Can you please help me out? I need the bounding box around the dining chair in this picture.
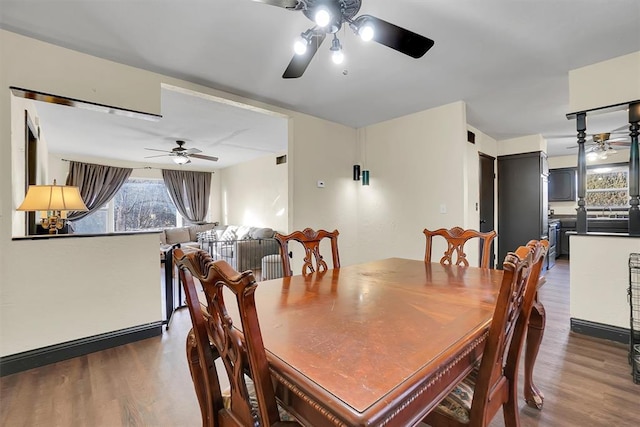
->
[174,247,299,427]
[422,239,548,427]
[423,227,497,268]
[274,228,340,277]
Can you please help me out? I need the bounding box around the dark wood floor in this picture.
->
[1,260,638,426]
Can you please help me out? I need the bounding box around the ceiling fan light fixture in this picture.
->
[354,17,375,41]
[330,35,344,64]
[359,24,374,41]
[314,7,331,27]
[173,155,190,165]
[586,151,599,162]
[294,36,308,55]
[294,29,314,55]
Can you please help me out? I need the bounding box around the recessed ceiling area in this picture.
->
[32,86,289,170]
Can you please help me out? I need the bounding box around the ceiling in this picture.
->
[31,87,289,170]
[1,0,639,161]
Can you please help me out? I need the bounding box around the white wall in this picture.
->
[570,235,640,328]
[569,51,640,113]
[497,134,547,157]
[219,152,288,232]
[355,101,469,263]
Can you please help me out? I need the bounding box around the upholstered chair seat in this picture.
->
[433,364,481,424]
[221,377,297,422]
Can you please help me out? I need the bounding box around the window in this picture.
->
[73,178,180,233]
[586,165,629,209]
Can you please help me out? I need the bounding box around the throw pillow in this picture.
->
[197,229,218,242]
[220,227,237,242]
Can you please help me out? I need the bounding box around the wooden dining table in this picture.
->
[227,257,545,426]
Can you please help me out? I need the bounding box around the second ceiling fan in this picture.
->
[144,140,219,165]
[252,0,435,78]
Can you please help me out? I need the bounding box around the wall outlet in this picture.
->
[317,180,325,188]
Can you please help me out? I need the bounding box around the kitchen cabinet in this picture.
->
[547,219,560,268]
[498,151,549,267]
[549,168,576,202]
[558,218,576,257]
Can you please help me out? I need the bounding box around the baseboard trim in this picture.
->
[0,322,162,377]
[570,318,630,344]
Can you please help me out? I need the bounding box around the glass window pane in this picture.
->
[73,209,107,234]
[586,165,629,208]
[114,179,176,232]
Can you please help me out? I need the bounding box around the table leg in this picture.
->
[524,292,545,409]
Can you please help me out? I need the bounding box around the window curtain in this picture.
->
[161,169,212,224]
[65,161,133,221]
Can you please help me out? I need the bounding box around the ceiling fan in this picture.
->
[144,140,219,165]
[252,0,435,78]
[565,132,631,161]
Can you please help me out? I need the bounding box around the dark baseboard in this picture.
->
[570,318,630,344]
[0,322,163,377]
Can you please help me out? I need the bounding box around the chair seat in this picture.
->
[222,376,298,423]
[433,364,480,424]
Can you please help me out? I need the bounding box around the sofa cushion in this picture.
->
[250,227,275,239]
[165,227,191,245]
[235,225,254,240]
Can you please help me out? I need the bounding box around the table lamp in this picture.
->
[17,180,88,234]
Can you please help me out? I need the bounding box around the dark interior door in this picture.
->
[479,153,495,267]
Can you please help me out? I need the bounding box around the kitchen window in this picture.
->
[586,164,629,209]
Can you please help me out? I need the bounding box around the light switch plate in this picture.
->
[440,204,447,214]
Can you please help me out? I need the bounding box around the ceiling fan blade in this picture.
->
[283,31,326,79]
[251,0,301,10]
[144,148,171,153]
[610,141,631,146]
[190,154,219,162]
[184,148,202,155]
[144,154,172,159]
[362,15,434,59]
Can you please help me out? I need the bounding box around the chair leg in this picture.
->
[186,330,215,427]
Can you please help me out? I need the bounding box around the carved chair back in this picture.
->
[423,239,548,427]
[274,228,340,277]
[175,247,290,427]
[424,227,497,268]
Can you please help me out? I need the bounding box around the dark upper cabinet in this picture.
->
[549,168,576,201]
[497,151,549,267]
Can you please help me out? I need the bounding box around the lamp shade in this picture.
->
[17,182,88,212]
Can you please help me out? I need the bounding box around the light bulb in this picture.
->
[332,49,344,64]
[173,156,190,165]
[359,23,374,41]
[586,151,598,161]
[315,8,330,27]
[294,36,308,55]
